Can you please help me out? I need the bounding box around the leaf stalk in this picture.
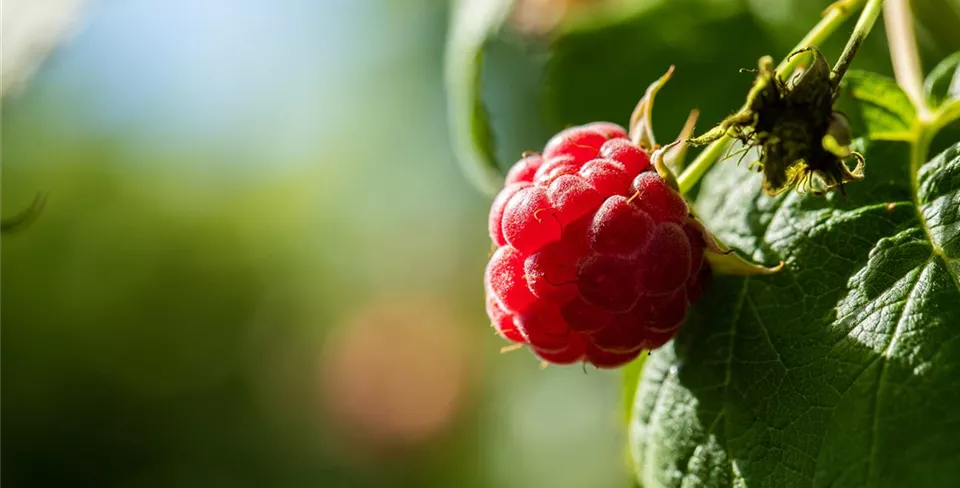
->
[884,0,932,121]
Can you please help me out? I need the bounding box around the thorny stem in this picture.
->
[831,0,885,84]
[677,0,868,195]
[884,0,932,121]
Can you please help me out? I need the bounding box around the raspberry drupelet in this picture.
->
[484,122,711,369]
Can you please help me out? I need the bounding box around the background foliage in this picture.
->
[3,1,958,487]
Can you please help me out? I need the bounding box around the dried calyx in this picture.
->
[688,48,865,196]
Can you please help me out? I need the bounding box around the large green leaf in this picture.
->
[629,72,960,487]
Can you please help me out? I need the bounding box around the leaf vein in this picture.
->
[864,260,927,486]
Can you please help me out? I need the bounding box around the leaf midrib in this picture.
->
[908,122,960,292]
[858,109,960,486]
[721,278,749,486]
[864,260,925,486]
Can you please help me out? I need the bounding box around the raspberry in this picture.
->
[484,123,709,368]
[546,175,603,225]
[579,159,633,197]
[543,127,608,164]
[486,294,525,343]
[630,172,688,223]
[505,154,543,185]
[533,155,580,184]
[489,183,529,246]
[638,223,692,295]
[485,246,537,313]
[587,196,654,259]
[533,333,587,365]
[524,240,579,302]
[599,138,650,175]
[501,186,562,254]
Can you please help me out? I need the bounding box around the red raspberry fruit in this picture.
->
[484,123,710,368]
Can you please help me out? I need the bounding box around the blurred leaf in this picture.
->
[621,353,647,424]
[924,51,960,109]
[913,0,960,61]
[1,0,86,98]
[520,5,804,168]
[448,0,901,191]
[2,0,88,231]
[543,1,760,131]
[838,71,917,139]
[629,72,960,487]
[447,0,807,194]
[445,0,516,195]
[924,53,960,158]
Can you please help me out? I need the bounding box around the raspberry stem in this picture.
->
[676,0,868,195]
[884,0,931,121]
[831,0,885,85]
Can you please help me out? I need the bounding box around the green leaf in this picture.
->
[838,71,917,140]
[629,72,960,487]
[924,51,960,109]
[444,0,515,195]
[913,0,960,70]
[622,353,648,424]
[925,52,960,134]
[543,1,781,139]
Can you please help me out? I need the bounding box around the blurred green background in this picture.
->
[2,1,956,487]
